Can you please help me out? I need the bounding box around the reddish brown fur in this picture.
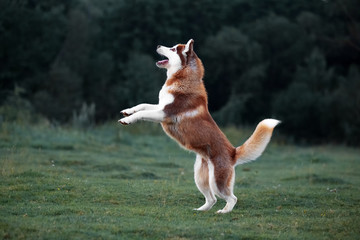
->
[159,41,278,200]
[176,45,186,66]
[161,45,237,194]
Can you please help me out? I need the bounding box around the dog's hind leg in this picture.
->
[193,155,217,211]
[208,160,237,214]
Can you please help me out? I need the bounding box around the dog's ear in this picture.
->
[183,39,194,55]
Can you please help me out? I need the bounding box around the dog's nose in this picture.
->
[157,45,161,49]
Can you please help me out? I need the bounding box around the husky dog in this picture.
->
[119,39,280,213]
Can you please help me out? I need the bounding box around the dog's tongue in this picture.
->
[157,59,168,65]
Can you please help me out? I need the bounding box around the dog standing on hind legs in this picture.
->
[119,39,280,213]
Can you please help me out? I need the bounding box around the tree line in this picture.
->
[0,0,359,145]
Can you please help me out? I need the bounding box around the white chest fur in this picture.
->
[158,85,174,108]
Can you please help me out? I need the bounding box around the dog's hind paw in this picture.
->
[216,206,234,214]
[216,209,229,214]
[193,208,206,211]
[193,200,216,211]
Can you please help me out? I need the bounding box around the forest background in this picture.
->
[0,0,359,145]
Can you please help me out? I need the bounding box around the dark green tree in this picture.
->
[273,49,337,142]
[335,65,360,144]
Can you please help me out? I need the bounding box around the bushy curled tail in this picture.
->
[235,119,280,165]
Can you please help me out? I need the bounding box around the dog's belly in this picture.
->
[161,118,233,159]
[161,122,188,149]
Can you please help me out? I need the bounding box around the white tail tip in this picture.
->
[261,119,281,128]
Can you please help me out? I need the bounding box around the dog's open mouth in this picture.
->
[156,59,168,66]
[156,49,169,67]
[156,55,169,67]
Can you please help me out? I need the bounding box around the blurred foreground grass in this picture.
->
[0,122,359,239]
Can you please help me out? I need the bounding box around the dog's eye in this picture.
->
[170,48,176,52]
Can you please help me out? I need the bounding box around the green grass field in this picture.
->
[1,122,359,239]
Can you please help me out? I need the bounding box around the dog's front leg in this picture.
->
[121,104,159,116]
[119,109,165,125]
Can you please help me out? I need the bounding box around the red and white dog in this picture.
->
[119,39,280,213]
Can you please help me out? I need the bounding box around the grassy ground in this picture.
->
[0,122,359,239]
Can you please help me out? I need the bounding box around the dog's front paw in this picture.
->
[118,116,133,125]
[121,108,135,117]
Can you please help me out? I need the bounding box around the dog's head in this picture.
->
[156,39,196,72]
